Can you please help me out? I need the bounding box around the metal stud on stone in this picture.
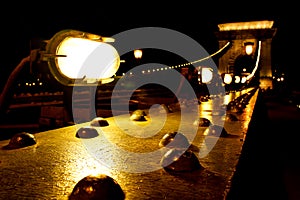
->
[90,117,109,127]
[2,132,37,150]
[76,126,99,138]
[225,113,238,121]
[129,109,147,121]
[159,132,190,149]
[227,101,236,111]
[204,124,229,137]
[68,174,125,200]
[160,149,202,172]
[193,117,211,127]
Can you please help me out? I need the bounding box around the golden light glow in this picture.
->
[85,186,95,194]
[201,68,213,83]
[245,44,253,55]
[234,76,241,83]
[218,20,274,31]
[241,76,247,83]
[44,29,120,85]
[223,74,232,84]
[56,37,120,81]
[134,49,143,59]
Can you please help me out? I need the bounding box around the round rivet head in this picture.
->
[159,132,190,149]
[160,149,202,172]
[226,113,238,121]
[76,126,99,138]
[204,124,229,137]
[90,117,109,127]
[69,174,125,200]
[129,109,147,121]
[227,101,236,110]
[193,117,211,127]
[3,132,36,150]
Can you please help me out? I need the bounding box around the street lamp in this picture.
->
[201,67,213,84]
[223,73,233,84]
[0,29,121,118]
[244,42,254,56]
[42,29,120,86]
[133,49,143,59]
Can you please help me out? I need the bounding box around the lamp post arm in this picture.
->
[0,55,31,117]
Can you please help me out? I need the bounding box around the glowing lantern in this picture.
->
[244,42,254,55]
[223,73,233,84]
[44,29,120,85]
[133,49,143,59]
[201,67,213,83]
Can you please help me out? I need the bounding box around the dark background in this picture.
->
[0,5,297,91]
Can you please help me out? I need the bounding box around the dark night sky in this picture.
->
[0,5,297,90]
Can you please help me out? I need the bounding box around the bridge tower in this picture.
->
[215,20,277,90]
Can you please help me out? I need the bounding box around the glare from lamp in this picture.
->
[56,37,120,80]
[244,42,254,55]
[45,29,120,86]
[234,76,241,83]
[201,67,213,83]
[134,49,143,59]
[241,76,247,83]
[223,73,232,84]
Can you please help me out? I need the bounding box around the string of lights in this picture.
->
[123,41,232,76]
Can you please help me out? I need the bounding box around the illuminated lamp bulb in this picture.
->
[69,174,125,200]
[3,132,36,150]
[244,42,254,55]
[159,132,190,149]
[241,76,247,83]
[90,117,109,127]
[223,73,232,84]
[133,49,143,59]
[234,76,241,84]
[201,67,213,83]
[160,149,202,172]
[45,29,120,86]
[76,126,99,138]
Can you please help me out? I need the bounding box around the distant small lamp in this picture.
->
[234,76,241,84]
[241,76,247,84]
[201,67,213,84]
[244,42,254,55]
[223,73,232,84]
[42,29,120,86]
[133,49,143,59]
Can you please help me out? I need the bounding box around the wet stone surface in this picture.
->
[0,88,258,199]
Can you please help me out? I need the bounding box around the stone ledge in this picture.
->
[0,88,259,199]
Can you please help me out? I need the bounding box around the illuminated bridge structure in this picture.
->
[0,20,288,200]
[215,20,277,90]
